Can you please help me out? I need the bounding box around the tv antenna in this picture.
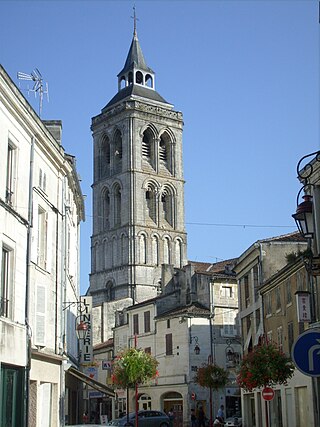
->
[17,68,49,117]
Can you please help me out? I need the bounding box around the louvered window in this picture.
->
[161,192,173,226]
[142,135,151,159]
[114,186,121,226]
[146,189,156,223]
[114,131,122,174]
[159,138,167,162]
[103,190,110,230]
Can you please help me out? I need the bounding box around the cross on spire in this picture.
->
[131,5,139,36]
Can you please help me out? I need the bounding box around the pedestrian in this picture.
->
[82,412,89,424]
[216,405,225,424]
[168,408,174,427]
[191,408,197,427]
[197,407,206,427]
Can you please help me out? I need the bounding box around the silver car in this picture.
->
[224,413,242,427]
[107,410,170,427]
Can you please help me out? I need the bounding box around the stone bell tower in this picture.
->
[89,19,187,330]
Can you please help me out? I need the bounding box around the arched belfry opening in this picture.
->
[90,19,187,328]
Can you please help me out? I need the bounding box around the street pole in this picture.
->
[265,401,269,427]
[209,313,214,427]
[135,334,138,427]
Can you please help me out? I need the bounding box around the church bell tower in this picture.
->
[89,19,187,311]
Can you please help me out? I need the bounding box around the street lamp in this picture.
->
[190,336,201,355]
[292,150,320,238]
[63,300,90,341]
[76,318,89,341]
[225,339,242,367]
[292,192,314,239]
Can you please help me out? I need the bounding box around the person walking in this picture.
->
[168,408,174,427]
[197,407,206,427]
[216,405,225,424]
[191,409,197,427]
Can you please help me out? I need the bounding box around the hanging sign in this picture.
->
[80,296,93,364]
[296,291,311,323]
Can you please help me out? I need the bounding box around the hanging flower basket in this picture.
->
[237,341,295,392]
[194,363,229,391]
[112,348,159,389]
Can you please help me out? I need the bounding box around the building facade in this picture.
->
[89,27,187,341]
[98,260,242,426]
[259,259,315,427]
[234,233,308,427]
[0,65,85,426]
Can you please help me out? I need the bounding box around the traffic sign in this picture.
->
[292,329,320,377]
[262,387,274,401]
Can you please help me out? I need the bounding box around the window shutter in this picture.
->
[30,202,38,263]
[144,311,150,333]
[46,212,52,272]
[166,333,172,355]
[35,285,46,346]
[133,314,139,335]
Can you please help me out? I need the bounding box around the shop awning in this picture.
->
[68,367,115,397]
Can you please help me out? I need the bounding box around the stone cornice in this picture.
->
[92,100,183,129]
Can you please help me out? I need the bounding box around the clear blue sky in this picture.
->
[1,0,319,294]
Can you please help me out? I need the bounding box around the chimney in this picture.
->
[43,120,62,145]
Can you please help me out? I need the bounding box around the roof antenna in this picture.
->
[17,68,49,117]
[131,4,139,36]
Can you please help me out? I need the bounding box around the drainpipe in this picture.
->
[25,136,35,427]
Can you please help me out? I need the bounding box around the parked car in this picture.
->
[107,410,170,427]
[224,412,242,427]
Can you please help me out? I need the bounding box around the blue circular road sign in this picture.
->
[292,329,320,377]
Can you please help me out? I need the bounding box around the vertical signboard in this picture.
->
[80,296,93,364]
[296,291,311,323]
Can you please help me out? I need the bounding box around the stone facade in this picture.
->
[233,233,309,427]
[0,65,85,426]
[109,260,241,426]
[90,31,187,342]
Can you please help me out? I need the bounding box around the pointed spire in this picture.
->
[117,6,154,78]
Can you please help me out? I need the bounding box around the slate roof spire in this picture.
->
[117,7,155,89]
[103,8,171,110]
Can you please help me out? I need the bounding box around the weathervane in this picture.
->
[17,68,49,117]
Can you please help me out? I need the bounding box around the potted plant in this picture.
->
[236,341,295,392]
[112,348,159,426]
